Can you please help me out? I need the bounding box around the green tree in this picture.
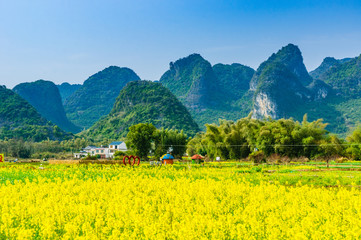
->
[346,126,361,160]
[154,128,189,159]
[126,123,156,160]
[319,135,344,167]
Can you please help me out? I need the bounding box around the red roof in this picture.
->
[191,154,204,160]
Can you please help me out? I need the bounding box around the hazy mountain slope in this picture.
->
[57,82,82,103]
[0,86,71,141]
[64,66,141,129]
[13,80,81,133]
[309,57,352,80]
[318,55,361,98]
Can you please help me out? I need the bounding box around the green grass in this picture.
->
[2,161,361,188]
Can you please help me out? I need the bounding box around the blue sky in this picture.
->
[1,0,361,88]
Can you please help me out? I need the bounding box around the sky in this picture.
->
[1,0,361,88]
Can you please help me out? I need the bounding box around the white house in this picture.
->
[109,141,127,151]
[108,141,128,158]
[74,142,128,159]
[73,151,87,159]
[82,145,111,159]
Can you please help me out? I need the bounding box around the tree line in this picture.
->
[2,114,361,162]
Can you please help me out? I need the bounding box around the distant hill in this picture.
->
[250,44,314,119]
[0,86,71,141]
[82,81,200,140]
[13,80,81,133]
[160,54,220,110]
[212,63,255,103]
[309,57,352,80]
[64,66,141,129]
[160,54,254,129]
[317,55,361,98]
[249,44,361,136]
[250,44,313,90]
[57,82,82,103]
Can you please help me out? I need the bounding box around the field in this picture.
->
[1,161,361,239]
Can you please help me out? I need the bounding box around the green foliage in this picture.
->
[83,154,98,160]
[346,126,361,160]
[153,128,189,159]
[249,151,266,164]
[186,133,207,157]
[113,150,127,160]
[82,81,200,140]
[64,66,140,129]
[187,114,344,161]
[126,123,157,160]
[13,80,81,133]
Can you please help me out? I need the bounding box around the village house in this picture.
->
[73,142,128,159]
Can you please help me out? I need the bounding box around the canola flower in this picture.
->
[0,164,361,239]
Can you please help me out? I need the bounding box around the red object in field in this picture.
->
[163,159,174,165]
[191,154,204,160]
[123,155,140,166]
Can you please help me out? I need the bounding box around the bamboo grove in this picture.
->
[187,114,361,161]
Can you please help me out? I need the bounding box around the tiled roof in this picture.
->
[109,141,123,145]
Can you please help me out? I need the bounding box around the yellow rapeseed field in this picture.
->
[0,164,361,239]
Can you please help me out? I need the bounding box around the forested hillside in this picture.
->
[57,82,82,103]
[82,81,200,140]
[13,80,81,133]
[64,66,141,129]
[0,86,71,141]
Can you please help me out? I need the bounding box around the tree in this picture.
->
[346,126,361,160]
[154,128,189,159]
[126,123,156,160]
[319,135,344,167]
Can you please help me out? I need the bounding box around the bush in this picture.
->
[31,152,56,159]
[335,157,349,163]
[114,151,127,160]
[82,154,97,160]
[249,150,266,164]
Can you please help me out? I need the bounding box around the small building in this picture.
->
[109,141,128,158]
[77,142,127,159]
[109,141,127,151]
[73,151,87,159]
[82,146,110,159]
[83,146,98,156]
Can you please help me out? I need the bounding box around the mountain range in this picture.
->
[1,43,361,141]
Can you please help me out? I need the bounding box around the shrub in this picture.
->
[335,157,349,163]
[249,150,266,164]
[113,151,127,160]
[82,154,97,160]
